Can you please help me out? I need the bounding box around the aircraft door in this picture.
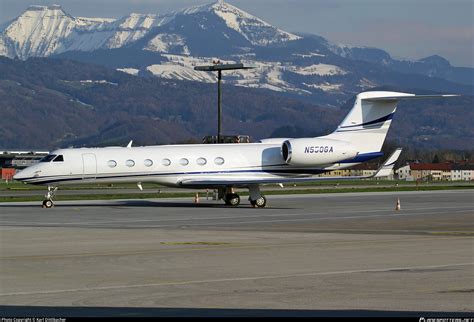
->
[82,153,97,179]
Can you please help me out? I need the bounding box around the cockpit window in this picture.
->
[39,154,57,162]
[53,155,64,162]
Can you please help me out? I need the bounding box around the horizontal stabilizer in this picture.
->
[364,94,459,102]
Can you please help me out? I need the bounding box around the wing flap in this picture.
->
[179,176,364,187]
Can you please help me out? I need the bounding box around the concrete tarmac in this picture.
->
[0,190,473,316]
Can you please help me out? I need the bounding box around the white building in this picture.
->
[396,164,412,181]
[451,165,474,181]
[396,162,474,181]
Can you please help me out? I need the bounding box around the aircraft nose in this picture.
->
[13,169,31,181]
[13,170,26,181]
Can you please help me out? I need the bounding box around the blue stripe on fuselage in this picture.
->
[339,113,394,129]
[21,168,330,185]
[20,152,385,185]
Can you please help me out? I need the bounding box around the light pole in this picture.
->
[194,63,254,143]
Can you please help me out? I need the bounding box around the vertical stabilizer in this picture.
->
[325,91,411,153]
[324,91,458,154]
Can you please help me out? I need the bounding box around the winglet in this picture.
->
[127,140,133,148]
[373,148,402,178]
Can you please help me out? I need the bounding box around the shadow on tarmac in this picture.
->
[0,306,469,317]
[0,200,294,210]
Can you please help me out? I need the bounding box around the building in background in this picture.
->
[349,163,381,179]
[1,168,16,181]
[317,163,385,179]
[0,151,48,169]
[1,151,48,181]
[451,164,474,181]
[396,162,474,181]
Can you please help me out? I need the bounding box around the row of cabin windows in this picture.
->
[107,157,225,168]
[39,154,225,168]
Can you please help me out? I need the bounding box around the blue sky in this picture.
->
[1,0,472,67]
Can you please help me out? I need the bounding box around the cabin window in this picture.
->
[214,157,225,165]
[197,157,207,166]
[107,160,117,168]
[125,159,135,167]
[179,158,189,166]
[162,158,171,166]
[39,154,57,162]
[144,159,153,167]
[53,155,64,162]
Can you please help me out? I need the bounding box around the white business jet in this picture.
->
[14,91,456,208]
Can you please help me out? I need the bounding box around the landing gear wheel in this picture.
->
[251,196,266,208]
[248,185,266,208]
[42,186,58,208]
[42,200,54,208]
[255,196,266,208]
[224,193,240,207]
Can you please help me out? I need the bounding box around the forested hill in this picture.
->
[0,57,472,151]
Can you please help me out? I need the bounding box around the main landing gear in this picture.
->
[220,186,267,208]
[224,192,241,206]
[42,186,58,208]
[248,184,266,208]
[250,196,267,208]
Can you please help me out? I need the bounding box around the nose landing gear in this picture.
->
[42,186,58,208]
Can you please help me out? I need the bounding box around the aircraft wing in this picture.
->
[179,148,402,187]
[364,94,459,102]
[179,175,365,187]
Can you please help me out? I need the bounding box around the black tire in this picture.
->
[43,200,54,208]
[254,196,266,208]
[225,193,240,206]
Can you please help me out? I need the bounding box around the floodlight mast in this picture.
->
[194,62,254,143]
[218,69,222,143]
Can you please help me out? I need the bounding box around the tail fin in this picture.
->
[325,91,458,154]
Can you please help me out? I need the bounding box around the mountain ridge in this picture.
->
[1,1,472,103]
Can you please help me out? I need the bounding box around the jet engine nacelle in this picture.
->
[281,138,358,166]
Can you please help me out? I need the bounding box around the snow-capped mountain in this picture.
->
[1,5,108,58]
[0,5,167,59]
[1,1,472,106]
[177,0,301,46]
[0,1,300,58]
